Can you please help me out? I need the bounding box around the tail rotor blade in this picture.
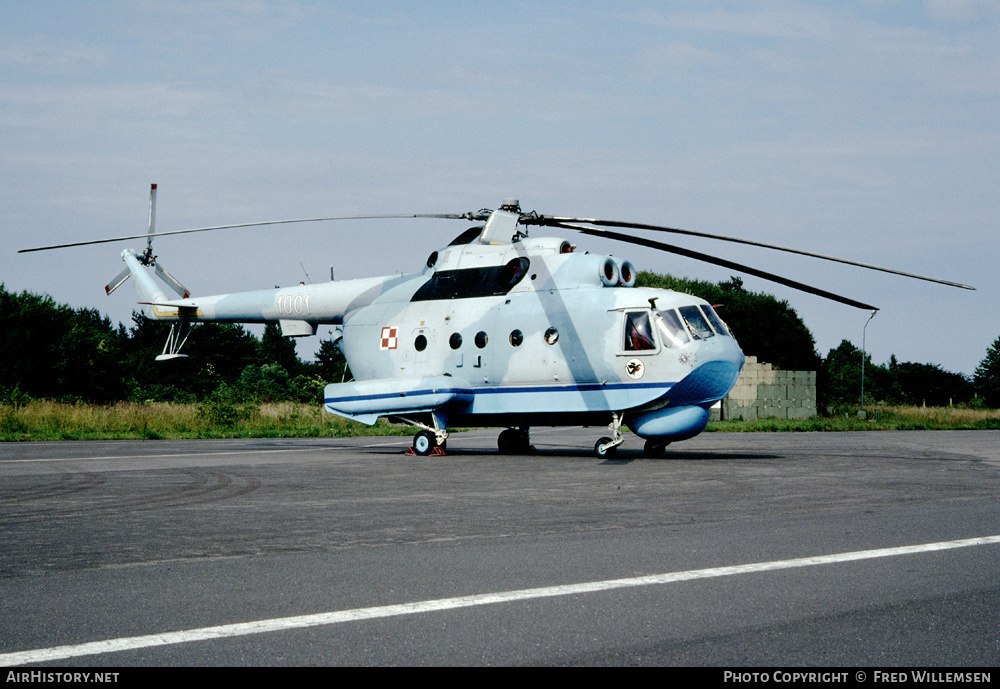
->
[147,184,157,253]
[105,267,131,296]
[154,263,191,299]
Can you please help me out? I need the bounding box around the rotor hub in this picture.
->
[500,198,521,213]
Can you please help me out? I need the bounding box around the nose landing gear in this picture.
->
[594,412,625,458]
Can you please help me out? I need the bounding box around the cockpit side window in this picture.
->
[624,311,656,351]
[679,305,715,339]
[701,304,731,337]
[655,309,689,348]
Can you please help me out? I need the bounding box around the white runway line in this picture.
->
[0,448,318,464]
[3,534,999,666]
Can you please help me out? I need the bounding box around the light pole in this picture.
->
[862,310,877,410]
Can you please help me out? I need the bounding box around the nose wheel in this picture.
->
[643,439,670,458]
[594,436,618,459]
[594,412,625,458]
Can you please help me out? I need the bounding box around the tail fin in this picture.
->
[121,249,170,308]
[104,184,191,312]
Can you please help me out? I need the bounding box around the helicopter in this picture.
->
[20,185,975,458]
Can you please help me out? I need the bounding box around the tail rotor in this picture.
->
[103,184,190,299]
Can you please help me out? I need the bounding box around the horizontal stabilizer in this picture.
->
[138,300,200,309]
[137,299,203,319]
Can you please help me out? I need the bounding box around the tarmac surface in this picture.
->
[1,429,999,667]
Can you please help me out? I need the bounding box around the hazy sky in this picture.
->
[3,1,998,377]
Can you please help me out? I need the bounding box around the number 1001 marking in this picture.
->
[277,294,311,316]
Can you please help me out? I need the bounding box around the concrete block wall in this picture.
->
[715,356,817,421]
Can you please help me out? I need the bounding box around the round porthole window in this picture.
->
[449,332,463,350]
[509,329,523,347]
[475,331,488,348]
[414,334,427,352]
[544,327,559,345]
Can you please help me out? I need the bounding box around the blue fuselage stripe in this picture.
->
[324,380,674,406]
[326,388,474,404]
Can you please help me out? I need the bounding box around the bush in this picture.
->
[198,389,259,427]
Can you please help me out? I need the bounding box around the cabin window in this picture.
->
[414,334,427,352]
[544,327,559,345]
[655,309,690,348]
[509,329,523,347]
[449,333,463,349]
[701,304,731,337]
[475,331,488,348]
[679,305,715,339]
[411,258,530,302]
[624,311,656,351]
[498,257,530,289]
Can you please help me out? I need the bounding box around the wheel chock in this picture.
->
[404,446,447,456]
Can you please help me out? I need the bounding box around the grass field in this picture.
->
[711,405,1000,432]
[2,400,998,442]
[0,400,413,441]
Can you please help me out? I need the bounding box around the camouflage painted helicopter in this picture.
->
[20,185,974,457]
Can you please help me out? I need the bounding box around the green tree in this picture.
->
[820,340,871,406]
[259,323,301,374]
[119,312,185,401]
[891,361,971,406]
[186,322,261,394]
[53,306,124,402]
[0,285,124,402]
[121,313,261,401]
[820,343,971,408]
[315,336,349,383]
[234,363,293,403]
[974,336,1000,408]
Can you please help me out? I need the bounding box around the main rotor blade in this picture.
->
[529,215,974,291]
[549,222,880,311]
[17,213,481,254]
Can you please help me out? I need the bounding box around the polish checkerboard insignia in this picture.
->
[380,326,398,350]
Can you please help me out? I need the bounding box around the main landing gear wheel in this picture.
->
[497,427,532,454]
[643,439,670,458]
[412,430,437,456]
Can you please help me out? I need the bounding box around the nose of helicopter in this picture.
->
[667,341,745,407]
[626,342,744,443]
